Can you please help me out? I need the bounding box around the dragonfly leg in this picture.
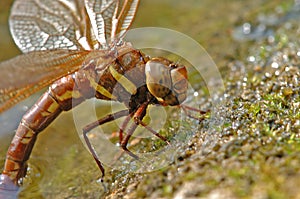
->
[82,109,129,133]
[82,109,129,181]
[119,102,149,159]
[180,104,209,120]
[118,114,132,143]
[138,121,170,145]
[120,104,208,158]
[120,121,139,159]
[112,118,171,164]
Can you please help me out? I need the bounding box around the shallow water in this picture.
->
[0,0,291,198]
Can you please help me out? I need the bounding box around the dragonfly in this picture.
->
[0,0,204,188]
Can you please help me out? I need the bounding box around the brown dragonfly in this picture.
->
[0,0,203,188]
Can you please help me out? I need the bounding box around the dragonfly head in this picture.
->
[145,58,188,106]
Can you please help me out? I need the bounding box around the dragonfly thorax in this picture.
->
[78,47,188,108]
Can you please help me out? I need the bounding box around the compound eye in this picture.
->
[170,66,188,104]
[145,61,172,99]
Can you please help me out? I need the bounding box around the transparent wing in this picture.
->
[113,0,140,40]
[2,0,140,112]
[9,0,98,52]
[84,0,118,47]
[84,0,140,46]
[0,50,90,113]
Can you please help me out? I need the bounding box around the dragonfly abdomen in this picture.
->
[2,73,90,184]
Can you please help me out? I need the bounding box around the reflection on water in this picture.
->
[0,174,19,199]
[0,189,18,199]
[0,0,292,198]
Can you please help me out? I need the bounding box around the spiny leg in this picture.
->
[119,102,149,159]
[119,101,170,159]
[138,121,170,145]
[111,120,170,164]
[83,109,129,133]
[118,113,133,143]
[180,104,209,120]
[119,117,172,159]
[82,109,129,181]
[120,122,139,159]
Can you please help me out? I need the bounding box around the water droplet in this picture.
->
[285,67,290,72]
[242,23,252,34]
[265,72,272,78]
[271,62,279,69]
[248,56,256,62]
